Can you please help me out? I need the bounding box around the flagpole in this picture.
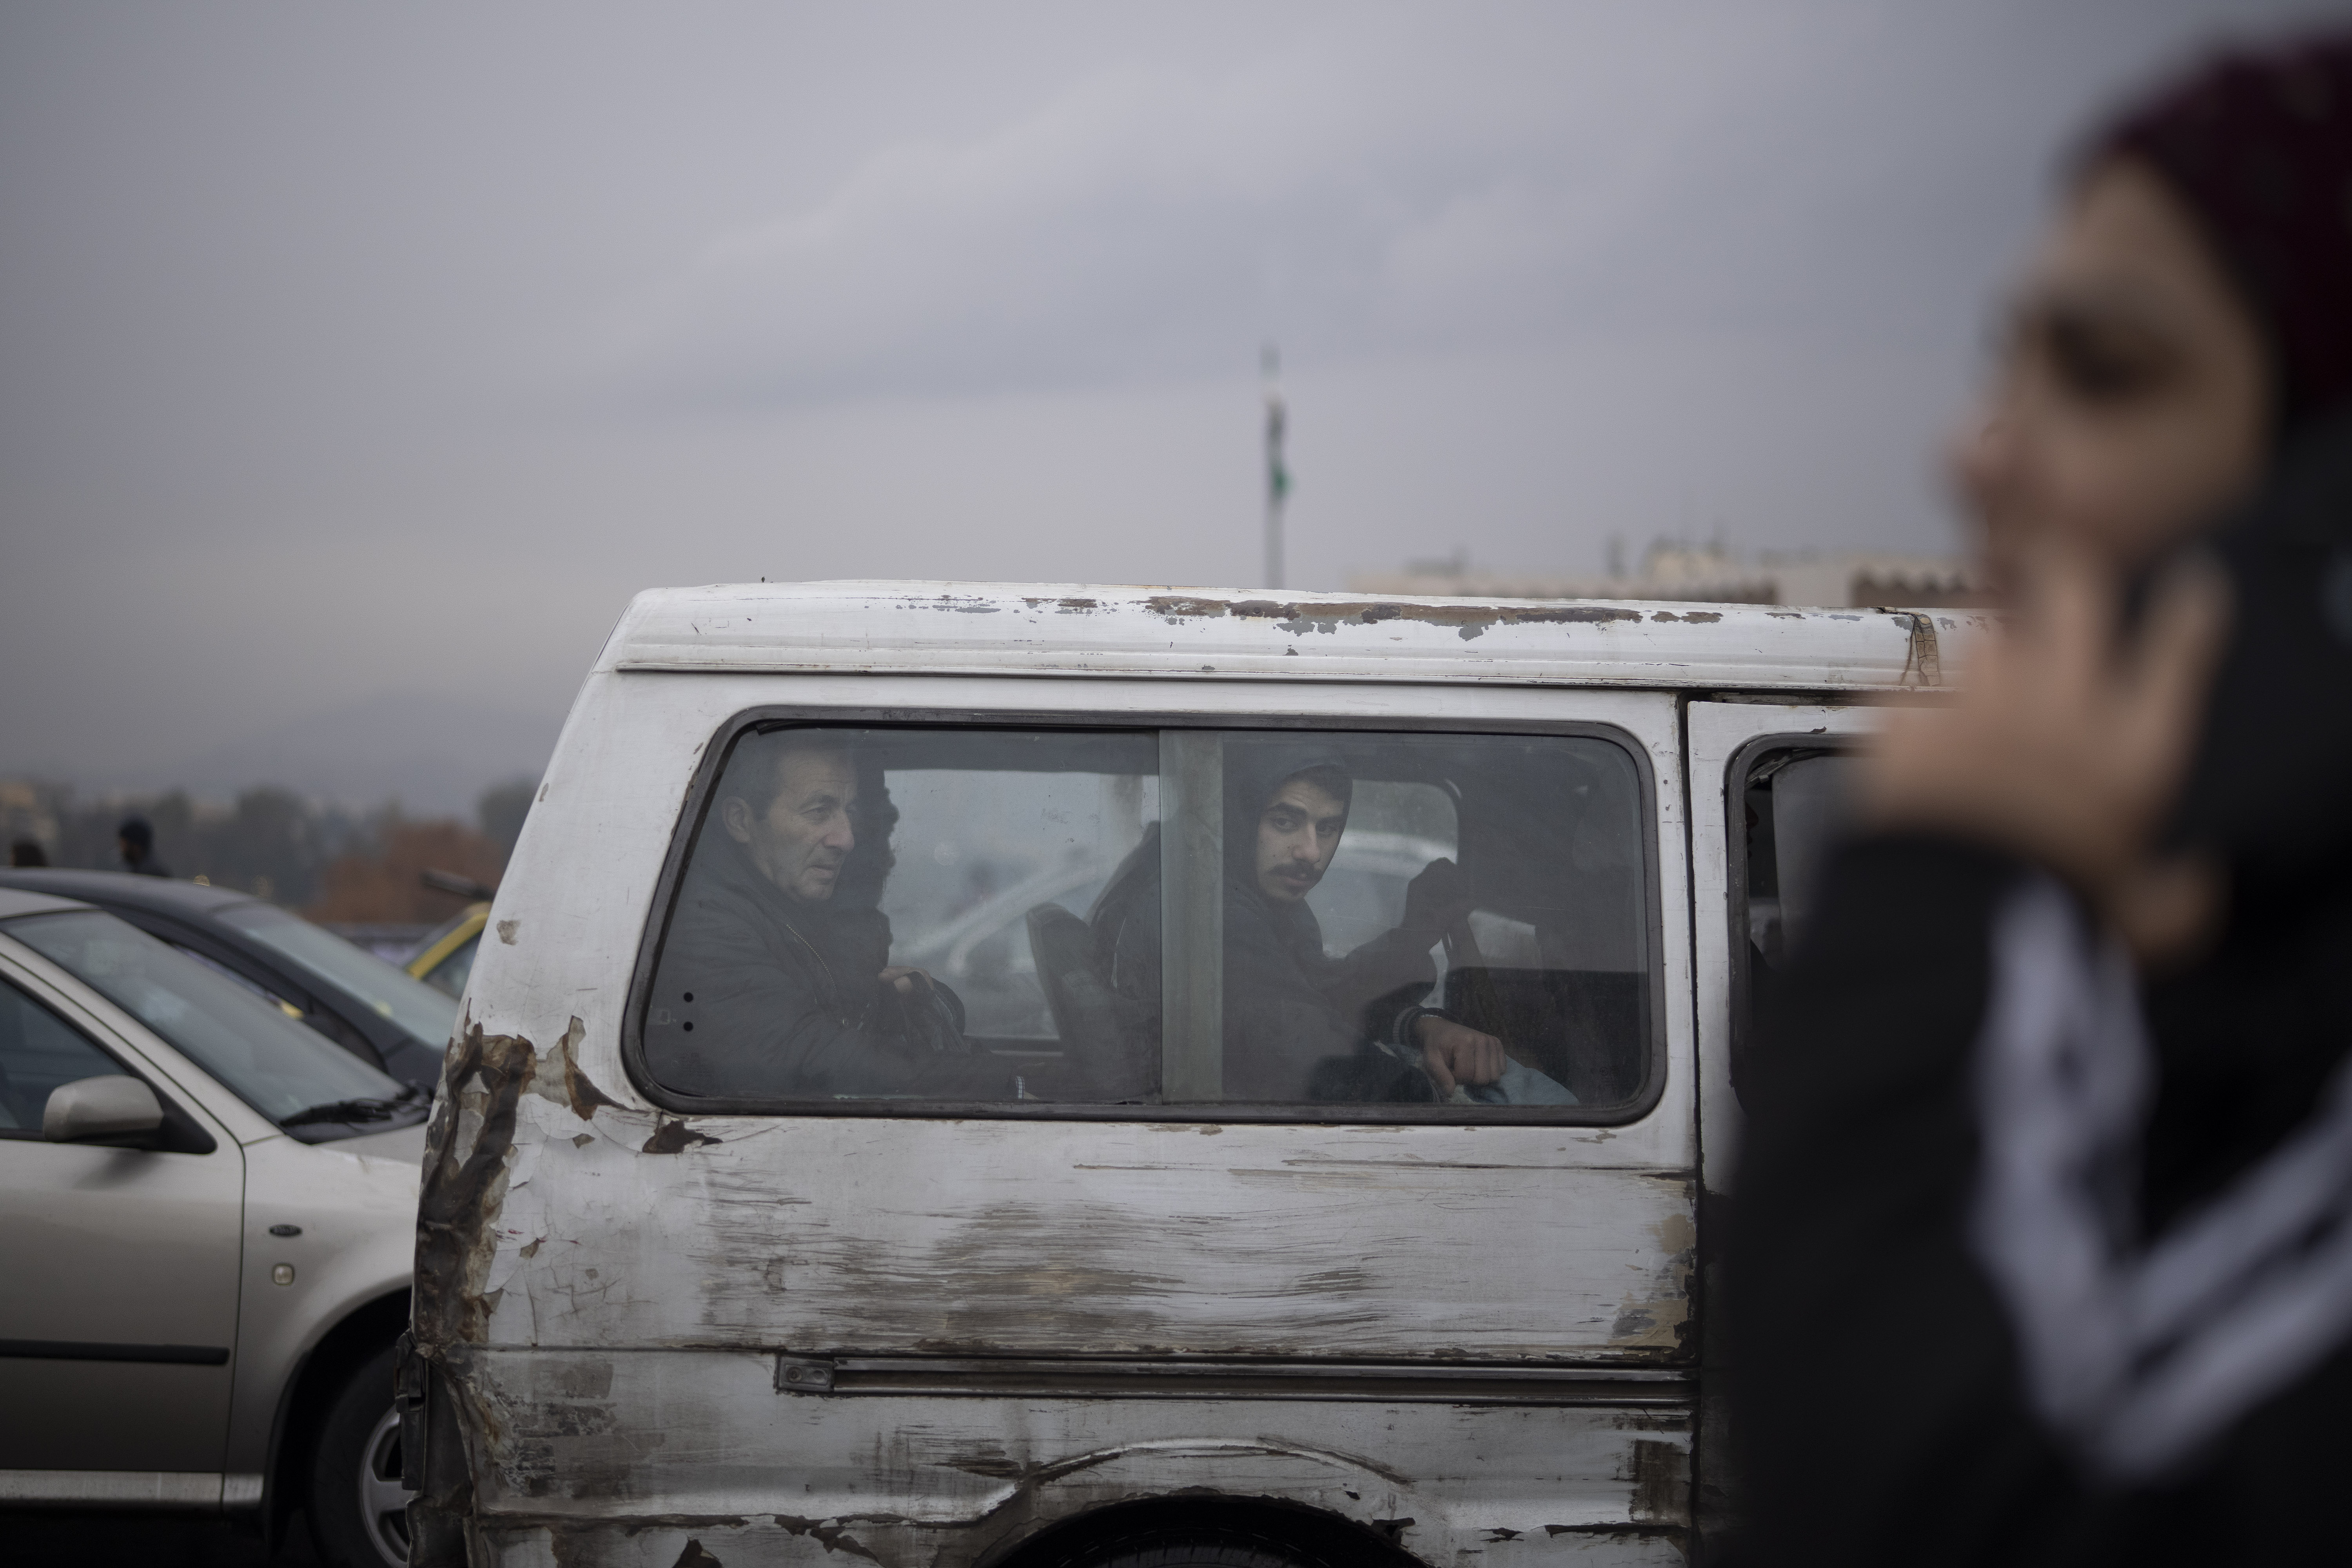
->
[1263,343,1288,590]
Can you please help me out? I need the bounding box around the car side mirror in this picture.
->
[43,1076,166,1144]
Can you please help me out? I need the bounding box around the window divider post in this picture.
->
[1158,731,1223,1102]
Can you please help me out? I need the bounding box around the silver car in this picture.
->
[0,886,428,1565]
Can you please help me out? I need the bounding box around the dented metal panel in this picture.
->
[442,1074,1693,1359]
[450,1344,1690,1565]
[404,590,1839,1565]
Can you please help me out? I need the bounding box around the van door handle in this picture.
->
[774,1353,835,1394]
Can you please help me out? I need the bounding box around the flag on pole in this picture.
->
[1263,343,1289,589]
[1267,396,1289,503]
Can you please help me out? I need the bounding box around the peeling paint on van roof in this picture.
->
[602,581,1983,690]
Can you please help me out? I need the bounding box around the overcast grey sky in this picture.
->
[2,0,2340,803]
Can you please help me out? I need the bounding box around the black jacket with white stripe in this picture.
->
[1730,835,2352,1567]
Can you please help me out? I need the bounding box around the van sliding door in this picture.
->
[454,686,1704,1561]
[1683,697,1880,1553]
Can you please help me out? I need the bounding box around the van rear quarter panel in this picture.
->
[428,668,1699,1566]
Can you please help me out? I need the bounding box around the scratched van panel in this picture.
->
[463,1098,1693,1359]
[474,1527,1692,1568]
[450,1345,1690,1566]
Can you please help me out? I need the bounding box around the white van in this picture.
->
[401,581,1966,1568]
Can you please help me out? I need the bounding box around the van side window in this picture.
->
[1735,746,1864,1070]
[635,723,1655,1119]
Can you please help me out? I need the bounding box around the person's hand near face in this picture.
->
[1866,156,2256,962]
[721,744,860,903]
[1254,775,1348,903]
[1864,541,2229,958]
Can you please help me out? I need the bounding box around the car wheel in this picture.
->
[1057,1532,1323,1568]
[309,1341,414,1566]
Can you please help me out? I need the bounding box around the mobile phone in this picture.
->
[2166,404,2352,900]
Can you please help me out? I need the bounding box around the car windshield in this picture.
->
[6,908,413,1136]
[417,933,479,1001]
[216,902,460,1053]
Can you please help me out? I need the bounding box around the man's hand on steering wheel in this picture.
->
[878,965,934,996]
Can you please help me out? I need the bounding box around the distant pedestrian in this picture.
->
[7,838,46,867]
[116,816,170,878]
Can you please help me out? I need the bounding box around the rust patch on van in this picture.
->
[1608,1211,1696,1355]
[951,1436,1414,1493]
[1624,1438,1689,1524]
[643,1119,722,1154]
[1609,1408,1694,1434]
[526,1016,622,1123]
[1891,610,1944,687]
[1143,593,1642,638]
[1148,595,1232,619]
[535,1519,750,1568]
[416,1024,537,1348]
[772,1516,883,1561]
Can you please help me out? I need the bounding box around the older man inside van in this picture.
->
[645,729,1017,1101]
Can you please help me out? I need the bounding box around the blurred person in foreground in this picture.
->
[1734,33,2352,1566]
[115,815,169,878]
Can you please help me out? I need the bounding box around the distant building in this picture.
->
[1348,543,1989,610]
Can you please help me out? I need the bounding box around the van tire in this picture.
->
[1056,1530,1323,1568]
[308,1341,413,1566]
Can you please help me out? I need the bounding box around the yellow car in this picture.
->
[405,902,486,1001]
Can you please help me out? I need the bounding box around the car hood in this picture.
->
[319,1116,431,1171]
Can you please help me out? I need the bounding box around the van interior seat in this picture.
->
[1025,903,1134,1093]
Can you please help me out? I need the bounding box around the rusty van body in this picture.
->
[401,581,1967,1568]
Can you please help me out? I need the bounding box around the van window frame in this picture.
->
[1724,730,1862,1072]
[621,704,1669,1126]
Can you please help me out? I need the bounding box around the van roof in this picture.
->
[601,581,1982,691]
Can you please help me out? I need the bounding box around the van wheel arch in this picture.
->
[984,1498,1425,1568]
[264,1289,412,1552]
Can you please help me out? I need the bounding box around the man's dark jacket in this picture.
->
[647,833,1010,1100]
[1093,831,1435,1101]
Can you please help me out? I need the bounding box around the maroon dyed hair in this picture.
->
[2086,33,2352,436]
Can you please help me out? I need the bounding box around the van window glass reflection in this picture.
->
[1090,737,1638,1106]
[644,725,1648,1112]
